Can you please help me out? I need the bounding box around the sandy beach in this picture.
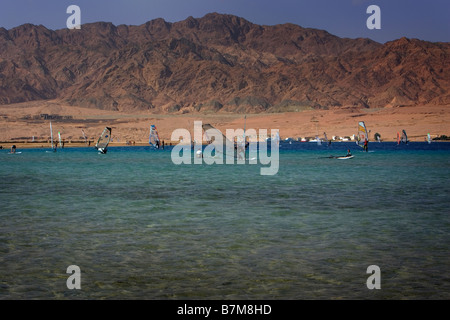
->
[0,100,448,149]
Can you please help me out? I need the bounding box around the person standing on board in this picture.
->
[10,145,16,153]
[364,139,368,152]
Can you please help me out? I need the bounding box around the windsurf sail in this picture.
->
[202,123,236,159]
[397,132,400,145]
[357,121,368,147]
[81,129,88,145]
[149,125,160,148]
[202,123,233,147]
[243,115,247,146]
[325,132,332,145]
[274,131,280,146]
[374,132,381,142]
[316,135,322,146]
[50,121,56,151]
[236,115,248,159]
[427,133,431,144]
[58,132,62,148]
[401,130,408,144]
[95,127,112,153]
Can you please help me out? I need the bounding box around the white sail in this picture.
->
[58,132,62,148]
[203,123,232,147]
[202,123,240,160]
[316,135,322,146]
[50,121,56,151]
[427,133,431,144]
[95,127,112,154]
[81,129,88,145]
[274,131,280,146]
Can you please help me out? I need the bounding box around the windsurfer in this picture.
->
[11,145,16,153]
[346,149,352,156]
[363,139,368,152]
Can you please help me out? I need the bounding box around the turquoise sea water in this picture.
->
[0,142,449,299]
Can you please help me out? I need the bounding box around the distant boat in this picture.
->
[149,124,161,149]
[356,121,368,149]
[95,127,112,154]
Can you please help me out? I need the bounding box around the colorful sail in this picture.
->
[95,127,112,153]
[149,125,160,148]
[357,121,368,147]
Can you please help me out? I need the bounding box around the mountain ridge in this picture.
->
[0,13,448,113]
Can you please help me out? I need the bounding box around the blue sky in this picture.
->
[0,0,448,43]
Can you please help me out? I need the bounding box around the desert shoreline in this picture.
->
[0,101,448,147]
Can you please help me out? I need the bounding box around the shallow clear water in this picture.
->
[1,142,449,299]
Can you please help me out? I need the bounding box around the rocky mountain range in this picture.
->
[0,13,449,113]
